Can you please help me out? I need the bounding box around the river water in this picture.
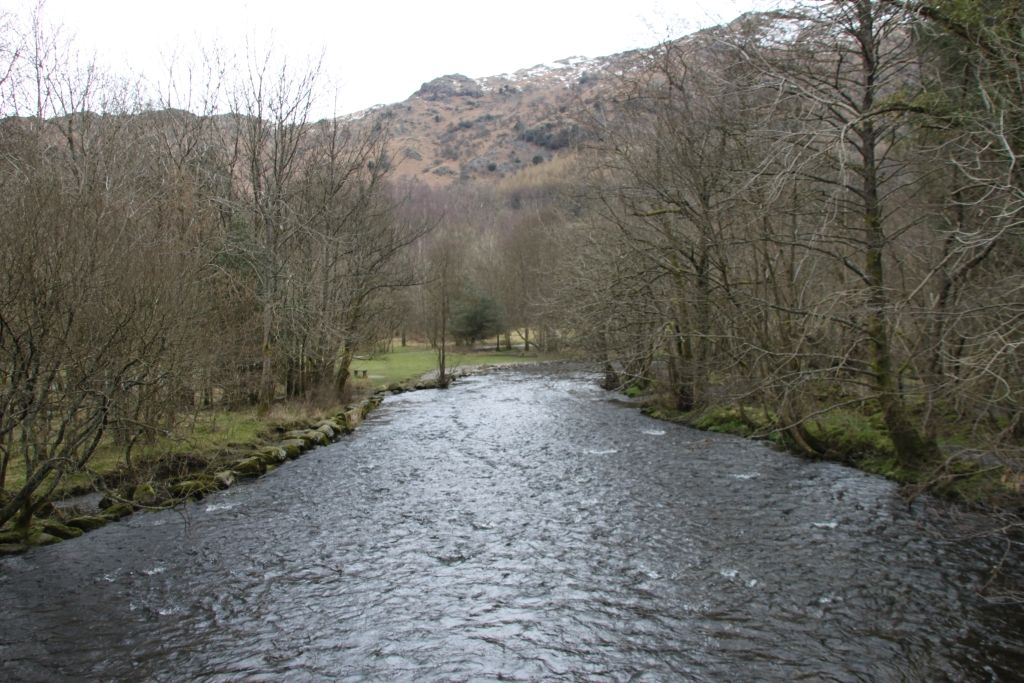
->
[1,367,1022,681]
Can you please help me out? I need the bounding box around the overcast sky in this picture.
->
[9,0,777,116]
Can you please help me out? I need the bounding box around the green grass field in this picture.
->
[348,344,552,390]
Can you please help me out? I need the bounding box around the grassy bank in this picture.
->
[642,402,1022,509]
[4,342,558,518]
[347,345,556,390]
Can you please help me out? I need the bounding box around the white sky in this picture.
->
[7,0,777,116]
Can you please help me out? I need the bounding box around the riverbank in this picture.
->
[638,401,1024,511]
[0,346,559,555]
[4,367,1020,681]
[0,392,390,555]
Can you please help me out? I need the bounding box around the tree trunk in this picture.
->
[860,112,938,464]
[334,340,356,399]
[852,0,938,465]
[258,321,274,413]
[669,321,695,412]
[692,253,711,408]
[438,328,448,388]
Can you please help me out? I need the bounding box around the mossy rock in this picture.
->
[103,502,135,521]
[344,409,363,431]
[132,482,159,506]
[66,515,109,532]
[334,413,355,434]
[27,531,62,546]
[285,429,328,447]
[0,543,27,556]
[214,470,236,489]
[0,528,24,544]
[278,439,306,459]
[41,520,84,540]
[169,479,217,499]
[232,456,266,478]
[257,446,288,465]
[301,429,329,446]
[283,430,311,445]
[624,385,644,398]
[316,422,337,439]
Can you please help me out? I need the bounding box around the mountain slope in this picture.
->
[355,50,641,185]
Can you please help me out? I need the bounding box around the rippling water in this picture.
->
[1,367,1022,681]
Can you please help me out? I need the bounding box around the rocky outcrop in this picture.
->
[415,74,483,100]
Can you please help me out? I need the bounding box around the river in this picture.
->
[1,366,1022,681]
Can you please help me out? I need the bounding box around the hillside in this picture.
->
[351,49,645,185]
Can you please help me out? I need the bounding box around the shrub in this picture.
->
[450,293,503,345]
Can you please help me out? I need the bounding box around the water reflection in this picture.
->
[1,367,1021,681]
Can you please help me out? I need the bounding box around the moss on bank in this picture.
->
[642,401,1022,510]
[0,392,393,552]
[1,350,554,552]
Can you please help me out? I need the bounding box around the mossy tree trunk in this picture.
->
[853,0,939,465]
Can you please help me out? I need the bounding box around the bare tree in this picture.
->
[0,9,204,531]
[225,46,321,414]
